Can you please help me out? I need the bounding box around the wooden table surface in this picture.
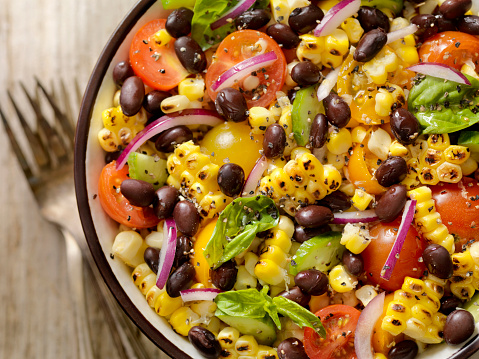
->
[0,0,169,357]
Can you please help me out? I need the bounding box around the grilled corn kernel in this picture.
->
[260,245,288,268]
[389,140,409,157]
[146,285,164,308]
[98,128,119,152]
[415,198,436,218]
[437,162,462,183]
[427,134,450,151]
[375,90,395,117]
[368,128,392,161]
[235,335,259,356]
[450,280,475,300]
[218,327,240,349]
[255,259,286,286]
[415,212,442,233]
[420,148,444,168]
[155,292,183,317]
[322,52,344,69]
[327,128,352,155]
[169,306,199,336]
[452,251,475,274]
[235,265,258,290]
[257,346,279,359]
[152,28,173,46]
[351,126,368,144]
[99,106,145,151]
[298,153,325,180]
[249,107,275,134]
[161,95,190,113]
[327,151,346,170]
[324,29,349,57]
[323,164,342,194]
[363,47,399,85]
[178,77,205,102]
[395,46,419,66]
[269,228,293,253]
[112,231,147,267]
[132,263,153,287]
[351,188,374,211]
[329,264,357,292]
[296,34,324,64]
[340,222,371,254]
[444,145,470,164]
[341,17,364,44]
[355,285,378,307]
[419,167,439,185]
[220,349,238,358]
[277,215,294,239]
[271,0,291,24]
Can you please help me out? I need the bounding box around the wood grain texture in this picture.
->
[0,0,169,357]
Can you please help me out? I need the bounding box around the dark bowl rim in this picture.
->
[74,1,193,358]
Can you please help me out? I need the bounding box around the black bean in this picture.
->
[435,14,457,33]
[288,88,298,104]
[277,338,309,359]
[188,326,222,359]
[293,224,332,243]
[120,179,156,207]
[444,310,475,345]
[375,184,407,223]
[295,205,333,228]
[388,340,418,359]
[155,125,193,153]
[423,243,453,279]
[411,15,438,41]
[105,150,122,164]
[119,76,145,116]
[317,191,351,212]
[288,5,324,34]
[291,61,321,86]
[353,28,387,63]
[342,250,364,276]
[440,296,464,315]
[266,23,301,49]
[174,36,207,74]
[166,262,196,298]
[390,108,420,145]
[143,90,170,116]
[153,186,179,219]
[294,269,328,296]
[323,93,351,128]
[235,9,271,30]
[263,123,287,159]
[174,235,193,268]
[439,0,472,19]
[144,247,160,274]
[113,61,134,86]
[278,286,311,308]
[217,163,245,197]
[309,113,328,148]
[375,156,408,187]
[210,260,238,291]
[215,87,248,122]
[457,15,479,35]
[357,6,390,33]
[173,200,200,236]
[166,7,194,38]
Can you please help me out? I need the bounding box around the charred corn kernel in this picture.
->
[375,90,395,117]
[351,188,374,211]
[340,222,371,254]
[298,153,324,180]
[341,17,364,44]
[219,327,241,349]
[395,46,419,66]
[138,273,157,295]
[351,126,368,144]
[419,167,439,185]
[98,128,120,152]
[132,263,153,287]
[284,160,308,186]
[178,77,205,102]
[220,349,238,359]
[408,186,432,202]
[161,95,190,113]
[155,292,183,317]
[235,335,259,356]
[444,145,470,164]
[169,306,199,336]
[437,162,462,183]
[323,164,342,194]
[427,134,450,151]
[420,148,444,168]
[322,52,344,69]
[450,279,475,300]
[235,265,257,290]
[368,128,392,161]
[277,215,294,239]
[327,128,352,155]
[269,228,293,253]
[249,107,275,134]
[296,34,324,64]
[255,259,286,286]
[112,231,147,267]
[355,285,378,306]
[411,304,433,325]
[327,151,346,170]
[152,28,172,46]
[99,106,145,151]
[415,212,442,233]
[270,168,295,196]
[452,251,475,274]
[329,264,357,292]
[423,224,450,249]
[146,285,164,308]
[414,198,436,218]
[271,0,290,24]
[324,29,349,57]
[424,274,446,299]
[461,157,478,176]
[260,245,288,268]
[363,47,399,85]
[257,346,279,359]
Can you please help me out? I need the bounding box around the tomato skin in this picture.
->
[431,178,479,252]
[205,30,287,109]
[362,219,425,292]
[98,162,160,229]
[304,305,360,359]
[347,144,386,195]
[418,31,479,72]
[129,19,189,91]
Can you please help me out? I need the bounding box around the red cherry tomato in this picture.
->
[98,162,160,229]
[362,219,426,292]
[304,305,361,359]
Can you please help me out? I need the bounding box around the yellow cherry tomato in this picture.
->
[192,219,217,287]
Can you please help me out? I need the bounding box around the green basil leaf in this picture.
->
[408,74,479,134]
[215,288,267,318]
[273,296,326,338]
[204,196,279,269]
[260,286,281,329]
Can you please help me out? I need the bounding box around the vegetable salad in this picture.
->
[95,0,479,358]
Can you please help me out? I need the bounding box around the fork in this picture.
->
[0,79,153,359]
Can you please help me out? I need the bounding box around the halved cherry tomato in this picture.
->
[431,177,479,252]
[346,144,386,195]
[129,19,189,91]
[98,162,160,229]
[192,218,217,287]
[419,31,479,72]
[362,219,426,292]
[304,305,361,359]
[205,30,287,108]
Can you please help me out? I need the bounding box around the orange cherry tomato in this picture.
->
[192,219,217,287]
[205,30,287,109]
[346,144,386,195]
[98,162,160,229]
[130,19,189,91]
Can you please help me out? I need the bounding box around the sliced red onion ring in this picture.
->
[332,210,379,224]
[180,288,222,302]
[407,62,471,86]
[242,155,268,197]
[116,109,223,170]
[210,51,278,92]
[313,0,361,37]
[355,292,386,359]
[317,66,341,102]
[210,0,256,30]
[386,24,418,45]
[380,200,417,280]
[156,218,177,289]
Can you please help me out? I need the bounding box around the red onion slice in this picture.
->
[332,210,379,224]
[354,292,386,359]
[313,0,361,37]
[317,66,341,102]
[210,0,256,30]
[380,200,417,280]
[386,24,418,44]
[116,109,224,170]
[180,288,222,302]
[156,218,177,289]
[242,155,268,197]
[210,51,278,92]
[407,62,472,86]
